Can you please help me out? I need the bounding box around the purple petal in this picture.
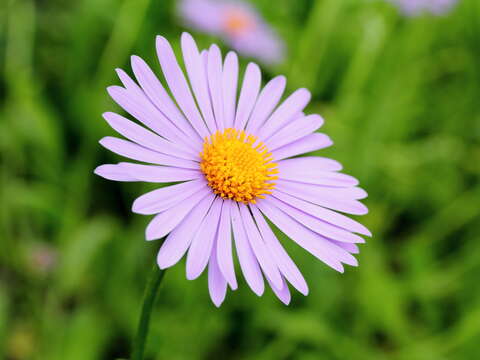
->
[271,133,333,161]
[345,187,368,200]
[216,200,238,289]
[278,179,367,200]
[157,194,216,268]
[99,137,199,169]
[278,169,359,188]
[208,238,228,307]
[278,156,342,172]
[250,206,308,295]
[112,70,198,152]
[222,51,239,129]
[130,55,202,144]
[207,44,225,130]
[94,164,137,182]
[119,163,201,183]
[102,112,198,161]
[239,204,283,290]
[180,33,216,133]
[186,197,223,280]
[132,179,207,215]
[332,241,360,254]
[234,62,261,130]
[245,76,286,134]
[265,196,364,244]
[272,190,371,236]
[231,202,264,296]
[269,277,291,305]
[146,188,211,241]
[266,114,324,151]
[155,35,210,138]
[256,201,357,272]
[258,88,311,140]
[275,180,368,215]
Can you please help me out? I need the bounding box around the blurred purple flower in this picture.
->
[392,0,458,16]
[28,243,57,275]
[178,0,284,64]
[95,33,370,306]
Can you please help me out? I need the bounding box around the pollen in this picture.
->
[200,128,278,204]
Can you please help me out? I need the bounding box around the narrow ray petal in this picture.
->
[186,197,222,280]
[216,200,238,289]
[157,194,216,268]
[276,180,368,215]
[99,137,199,169]
[102,112,198,161]
[265,197,365,243]
[180,33,216,133]
[146,188,211,241]
[332,241,360,254]
[207,44,225,130]
[222,51,239,129]
[245,76,286,134]
[269,277,291,305]
[272,190,371,236]
[239,204,283,290]
[250,206,308,295]
[234,62,261,130]
[258,88,311,140]
[132,179,207,215]
[94,164,137,182]
[113,70,198,152]
[119,163,201,183]
[266,114,324,151]
[130,55,202,145]
[208,238,228,307]
[231,203,264,296]
[278,169,360,188]
[278,157,342,173]
[155,35,210,138]
[256,201,357,272]
[271,133,333,160]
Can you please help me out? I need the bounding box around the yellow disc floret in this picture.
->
[200,128,278,204]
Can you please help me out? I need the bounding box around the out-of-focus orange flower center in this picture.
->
[223,9,255,36]
[200,128,278,204]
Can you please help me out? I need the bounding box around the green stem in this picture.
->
[131,263,166,360]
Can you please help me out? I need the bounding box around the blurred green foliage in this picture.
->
[1,0,480,359]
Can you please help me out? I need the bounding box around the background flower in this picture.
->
[178,0,284,64]
[391,0,458,15]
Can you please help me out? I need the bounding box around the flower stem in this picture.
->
[131,263,166,360]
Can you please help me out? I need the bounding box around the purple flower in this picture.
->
[392,0,458,16]
[95,33,370,306]
[178,0,284,64]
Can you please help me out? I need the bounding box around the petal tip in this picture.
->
[300,287,309,296]
[181,31,193,41]
[211,296,225,307]
[252,285,265,297]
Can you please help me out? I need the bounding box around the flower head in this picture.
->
[391,0,458,16]
[178,0,284,64]
[95,33,371,306]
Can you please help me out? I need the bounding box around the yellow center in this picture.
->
[224,9,255,36]
[200,128,278,204]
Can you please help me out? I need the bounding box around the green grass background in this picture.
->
[1,0,480,359]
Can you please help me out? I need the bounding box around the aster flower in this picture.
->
[391,0,458,16]
[95,33,370,306]
[178,0,284,64]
